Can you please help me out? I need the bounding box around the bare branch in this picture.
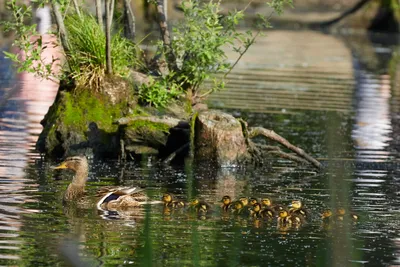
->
[123,0,136,40]
[51,2,69,53]
[249,127,321,169]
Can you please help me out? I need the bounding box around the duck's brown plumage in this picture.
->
[53,156,150,210]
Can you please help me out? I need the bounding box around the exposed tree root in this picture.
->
[240,120,321,169]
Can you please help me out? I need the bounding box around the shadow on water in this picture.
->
[2,25,400,265]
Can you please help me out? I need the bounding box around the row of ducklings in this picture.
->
[162,193,358,224]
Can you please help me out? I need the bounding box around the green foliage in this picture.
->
[147,0,293,103]
[2,0,59,82]
[138,78,182,108]
[65,13,139,90]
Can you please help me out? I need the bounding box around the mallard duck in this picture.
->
[53,156,150,210]
[261,197,284,213]
[162,193,185,208]
[221,196,233,212]
[289,200,308,218]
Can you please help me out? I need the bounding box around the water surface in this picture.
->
[1,30,400,266]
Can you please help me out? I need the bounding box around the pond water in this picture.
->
[1,29,400,266]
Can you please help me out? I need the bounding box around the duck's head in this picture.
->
[53,156,88,172]
[234,201,244,210]
[190,198,199,206]
[336,208,346,216]
[162,193,173,204]
[249,198,258,206]
[239,197,249,207]
[261,198,272,207]
[53,156,88,185]
[322,209,333,219]
[279,210,289,218]
[221,196,231,206]
[290,200,303,209]
[252,203,262,213]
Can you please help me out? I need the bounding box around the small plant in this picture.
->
[65,13,139,90]
[149,0,293,104]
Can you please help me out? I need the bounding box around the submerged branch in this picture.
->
[248,127,321,169]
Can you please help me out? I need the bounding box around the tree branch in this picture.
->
[95,0,103,29]
[248,127,321,169]
[51,2,69,53]
[123,0,136,40]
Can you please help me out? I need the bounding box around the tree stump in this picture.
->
[194,110,251,166]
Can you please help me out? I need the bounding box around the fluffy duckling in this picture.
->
[278,209,305,226]
[321,209,333,223]
[221,196,233,212]
[231,200,250,216]
[162,193,185,208]
[261,197,284,213]
[250,203,263,218]
[250,203,275,220]
[189,198,211,215]
[336,207,358,221]
[289,200,308,218]
[249,197,258,206]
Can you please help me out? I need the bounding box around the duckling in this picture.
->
[221,196,233,212]
[261,197,284,213]
[278,209,305,226]
[336,207,358,222]
[231,200,250,216]
[162,193,185,208]
[289,200,308,218]
[249,197,258,206]
[250,203,263,218]
[321,209,333,223]
[238,197,249,207]
[53,156,153,210]
[189,198,211,215]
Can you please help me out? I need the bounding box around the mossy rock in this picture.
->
[36,85,132,158]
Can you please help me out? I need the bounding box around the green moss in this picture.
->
[62,90,125,133]
[127,119,170,133]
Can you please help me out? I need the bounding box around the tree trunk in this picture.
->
[95,0,103,29]
[51,2,69,53]
[105,0,112,75]
[123,0,136,40]
[194,110,251,166]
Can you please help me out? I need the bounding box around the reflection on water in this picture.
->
[1,29,400,266]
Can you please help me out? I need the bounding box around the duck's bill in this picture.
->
[51,162,68,169]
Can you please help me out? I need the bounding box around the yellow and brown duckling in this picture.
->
[250,203,275,220]
[221,196,233,212]
[231,200,251,216]
[261,197,284,214]
[189,198,211,215]
[162,193,186,208]
[53,156,150,210]
[321,208,358,223]
[278,209,305,226]
[336,207,359,221]
[289,200,308,218]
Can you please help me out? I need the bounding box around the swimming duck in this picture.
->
[221,196,233,212]
[278,209,305,226]
[261,197,284,213]
[336,207,358,221]
[162,193,185,208]
[289,200,308,218]
[189,198,211,215]
[53,156,149,210]
[231,200,250,216]
[321,209,333,222]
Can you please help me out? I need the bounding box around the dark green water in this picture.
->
[1,29,400,266]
